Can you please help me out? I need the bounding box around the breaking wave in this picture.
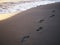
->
[0,1,56,14]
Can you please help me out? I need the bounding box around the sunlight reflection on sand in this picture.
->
[0,12,20,21]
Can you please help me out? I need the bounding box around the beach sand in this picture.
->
[0,2,60,45]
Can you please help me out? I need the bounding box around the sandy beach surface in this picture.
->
[0,2,60,45]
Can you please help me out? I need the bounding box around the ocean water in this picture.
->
[0,1,57,14]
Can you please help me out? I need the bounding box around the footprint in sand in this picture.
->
[52,10,55,13]
[38,19,45,23]
[21,35,30,43]
[50,14,55,18]
[50,10,55,17]
[36,27,43,31]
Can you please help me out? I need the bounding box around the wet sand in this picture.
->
[0,2,60,45]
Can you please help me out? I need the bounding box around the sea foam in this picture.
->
[0,1,56,14]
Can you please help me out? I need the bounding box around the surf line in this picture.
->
[0,1,55,14]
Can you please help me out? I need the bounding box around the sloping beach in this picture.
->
[0,2,60,45]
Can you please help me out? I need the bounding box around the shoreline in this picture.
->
[0,1,57,21]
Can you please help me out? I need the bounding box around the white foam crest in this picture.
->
[0,1,56,14]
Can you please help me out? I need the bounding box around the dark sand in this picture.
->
[0,2,60,45]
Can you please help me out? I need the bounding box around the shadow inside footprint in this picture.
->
[52,10,55,13]
[21,35,30,43]
[50,15,55,17]
[36,27,43,31]
[39,19,45,23]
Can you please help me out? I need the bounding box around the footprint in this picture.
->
[50,14,55,17]
[21,35,30,43]
[39,27,43,29]
[52,10,55,13]
[39,19,45,23]
[36,27,43,31]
